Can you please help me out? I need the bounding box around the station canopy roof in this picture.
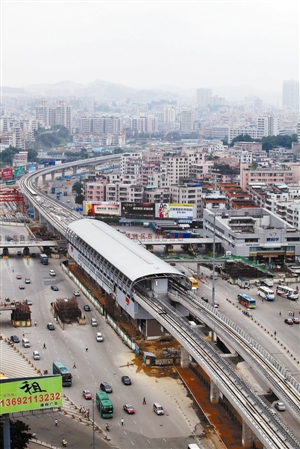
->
[67,219,184,283]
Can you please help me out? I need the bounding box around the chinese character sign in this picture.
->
[0,376,63,414]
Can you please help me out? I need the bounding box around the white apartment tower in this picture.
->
[257,116,279,139]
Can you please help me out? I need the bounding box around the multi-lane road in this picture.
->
[0,226,211,449]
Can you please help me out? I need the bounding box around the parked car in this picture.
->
[83,305,91,312]
[49,270,56,276]
[82,390,92,400]
[121,376,131,385]
[292,317,300,324]
[51,285,59,291]
[74,291,80,296]
[123,404,135,414]
[47,323,55,330]
[26,299,33,305]
[284,318,293,325]
[100,382,112,393]
[201,296,208,302]
[275,401,286,411]
[10,335,20,343]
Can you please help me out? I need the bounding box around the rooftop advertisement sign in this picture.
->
[155,203,195,220]
[121,202,155,218]
[85,201,120,216]
[0,375,63,415]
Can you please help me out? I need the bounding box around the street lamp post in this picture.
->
[212,213,216,309]
[92,398,95,449]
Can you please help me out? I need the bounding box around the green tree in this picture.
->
[113,147,123,154]
[0,146,19,165]
[261,134,298,152]
[75,194,84,205]
[72,182,83,195]
[0,419,32,449]
[230,134,258,147]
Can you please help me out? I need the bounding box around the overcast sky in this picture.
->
[1,1,299,91]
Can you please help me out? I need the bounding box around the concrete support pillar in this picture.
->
[210,380,220,404]
[51,172,55,182]
[3,414,10,449]
[42,174,46,185]
[73,167,77,175]
[242,421,261,448]
[62,168,66,177]
[180,346,190,367]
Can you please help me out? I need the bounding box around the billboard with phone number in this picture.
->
[0,375,62,415]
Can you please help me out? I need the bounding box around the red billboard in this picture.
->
[1,167,13,180]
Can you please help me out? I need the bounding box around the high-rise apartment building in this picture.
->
[282,79,299,110]
[196,88,212,106]
[180,110,195,131]
[35,101,72,133]
[257,116,279,139]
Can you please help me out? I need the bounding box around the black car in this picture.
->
[47,323,55,330]
[100,382,112,393]
[121,375,131,385]
[10,335,20,343]
[51,285,59,291]
[83,305,91,312]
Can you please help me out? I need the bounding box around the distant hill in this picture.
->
[1,80,280,104]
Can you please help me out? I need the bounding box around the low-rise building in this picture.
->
[203,208,300,263]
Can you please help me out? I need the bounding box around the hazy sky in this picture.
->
[1,1,299,91]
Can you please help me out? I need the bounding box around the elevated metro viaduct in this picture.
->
[66,219,191,338]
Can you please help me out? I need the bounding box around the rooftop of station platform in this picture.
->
[68,220,183,282]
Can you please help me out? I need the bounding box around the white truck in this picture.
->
[237,277,250,289]
[262,278,274,287]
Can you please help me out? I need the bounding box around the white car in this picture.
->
[49,270,56,276]
[96,332,103,342]
[74,291,80,296]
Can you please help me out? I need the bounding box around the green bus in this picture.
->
[96,391,113,418]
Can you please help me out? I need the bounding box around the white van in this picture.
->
[188,444,201,449]
[33,350,40,360]
[153,403,164,415]
[22,338,30,348]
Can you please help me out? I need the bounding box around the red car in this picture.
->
[292,317,299,324]
[82,390,92,400]
[19,285,25,290]
[123,404,135,414]
[284,318,293,325]
[16,275,22,280]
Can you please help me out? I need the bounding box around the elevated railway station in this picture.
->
[66,220,190,337]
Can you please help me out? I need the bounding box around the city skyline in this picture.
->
[1,1,299,92]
